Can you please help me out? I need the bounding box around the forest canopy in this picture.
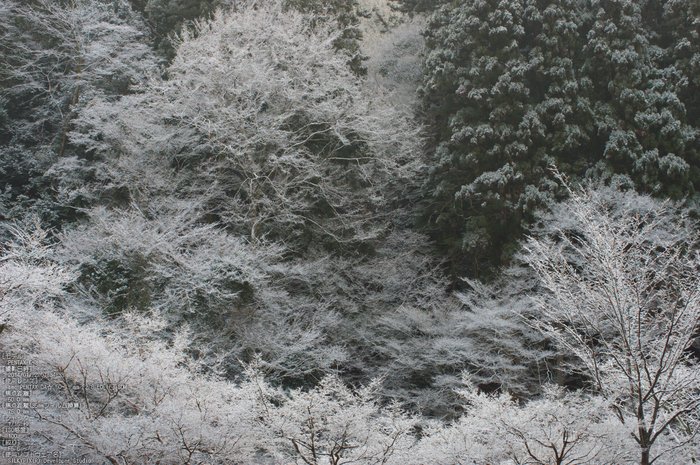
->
[413,0,700,277]
[1,0,699,464]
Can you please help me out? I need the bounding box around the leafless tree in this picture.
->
[524,178,700,465]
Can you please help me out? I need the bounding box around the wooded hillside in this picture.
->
[1,1,699,463]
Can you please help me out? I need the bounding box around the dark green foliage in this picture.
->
[581,0,698,197]
[418,0,700,279]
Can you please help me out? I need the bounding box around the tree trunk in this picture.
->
[640,447,650,465]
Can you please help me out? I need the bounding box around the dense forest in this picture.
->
[1,0,700,463]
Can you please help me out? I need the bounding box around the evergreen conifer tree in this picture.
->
[419,0,700,278]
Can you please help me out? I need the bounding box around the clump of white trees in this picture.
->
[2,180,699,464]
[1,223,416,464]
[52,0,459,409]
[72,0,422,247]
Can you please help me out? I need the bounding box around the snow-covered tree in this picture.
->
[417,0,700,278]
[56,0,432,390]
[0,0,157,228]
[372,269,553,417]
[0,0,154,151]
[524,178,700,465]
[0,222,265,464]
[414,382,632,465]
[73,0,421,251]
[260,373,416,465]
